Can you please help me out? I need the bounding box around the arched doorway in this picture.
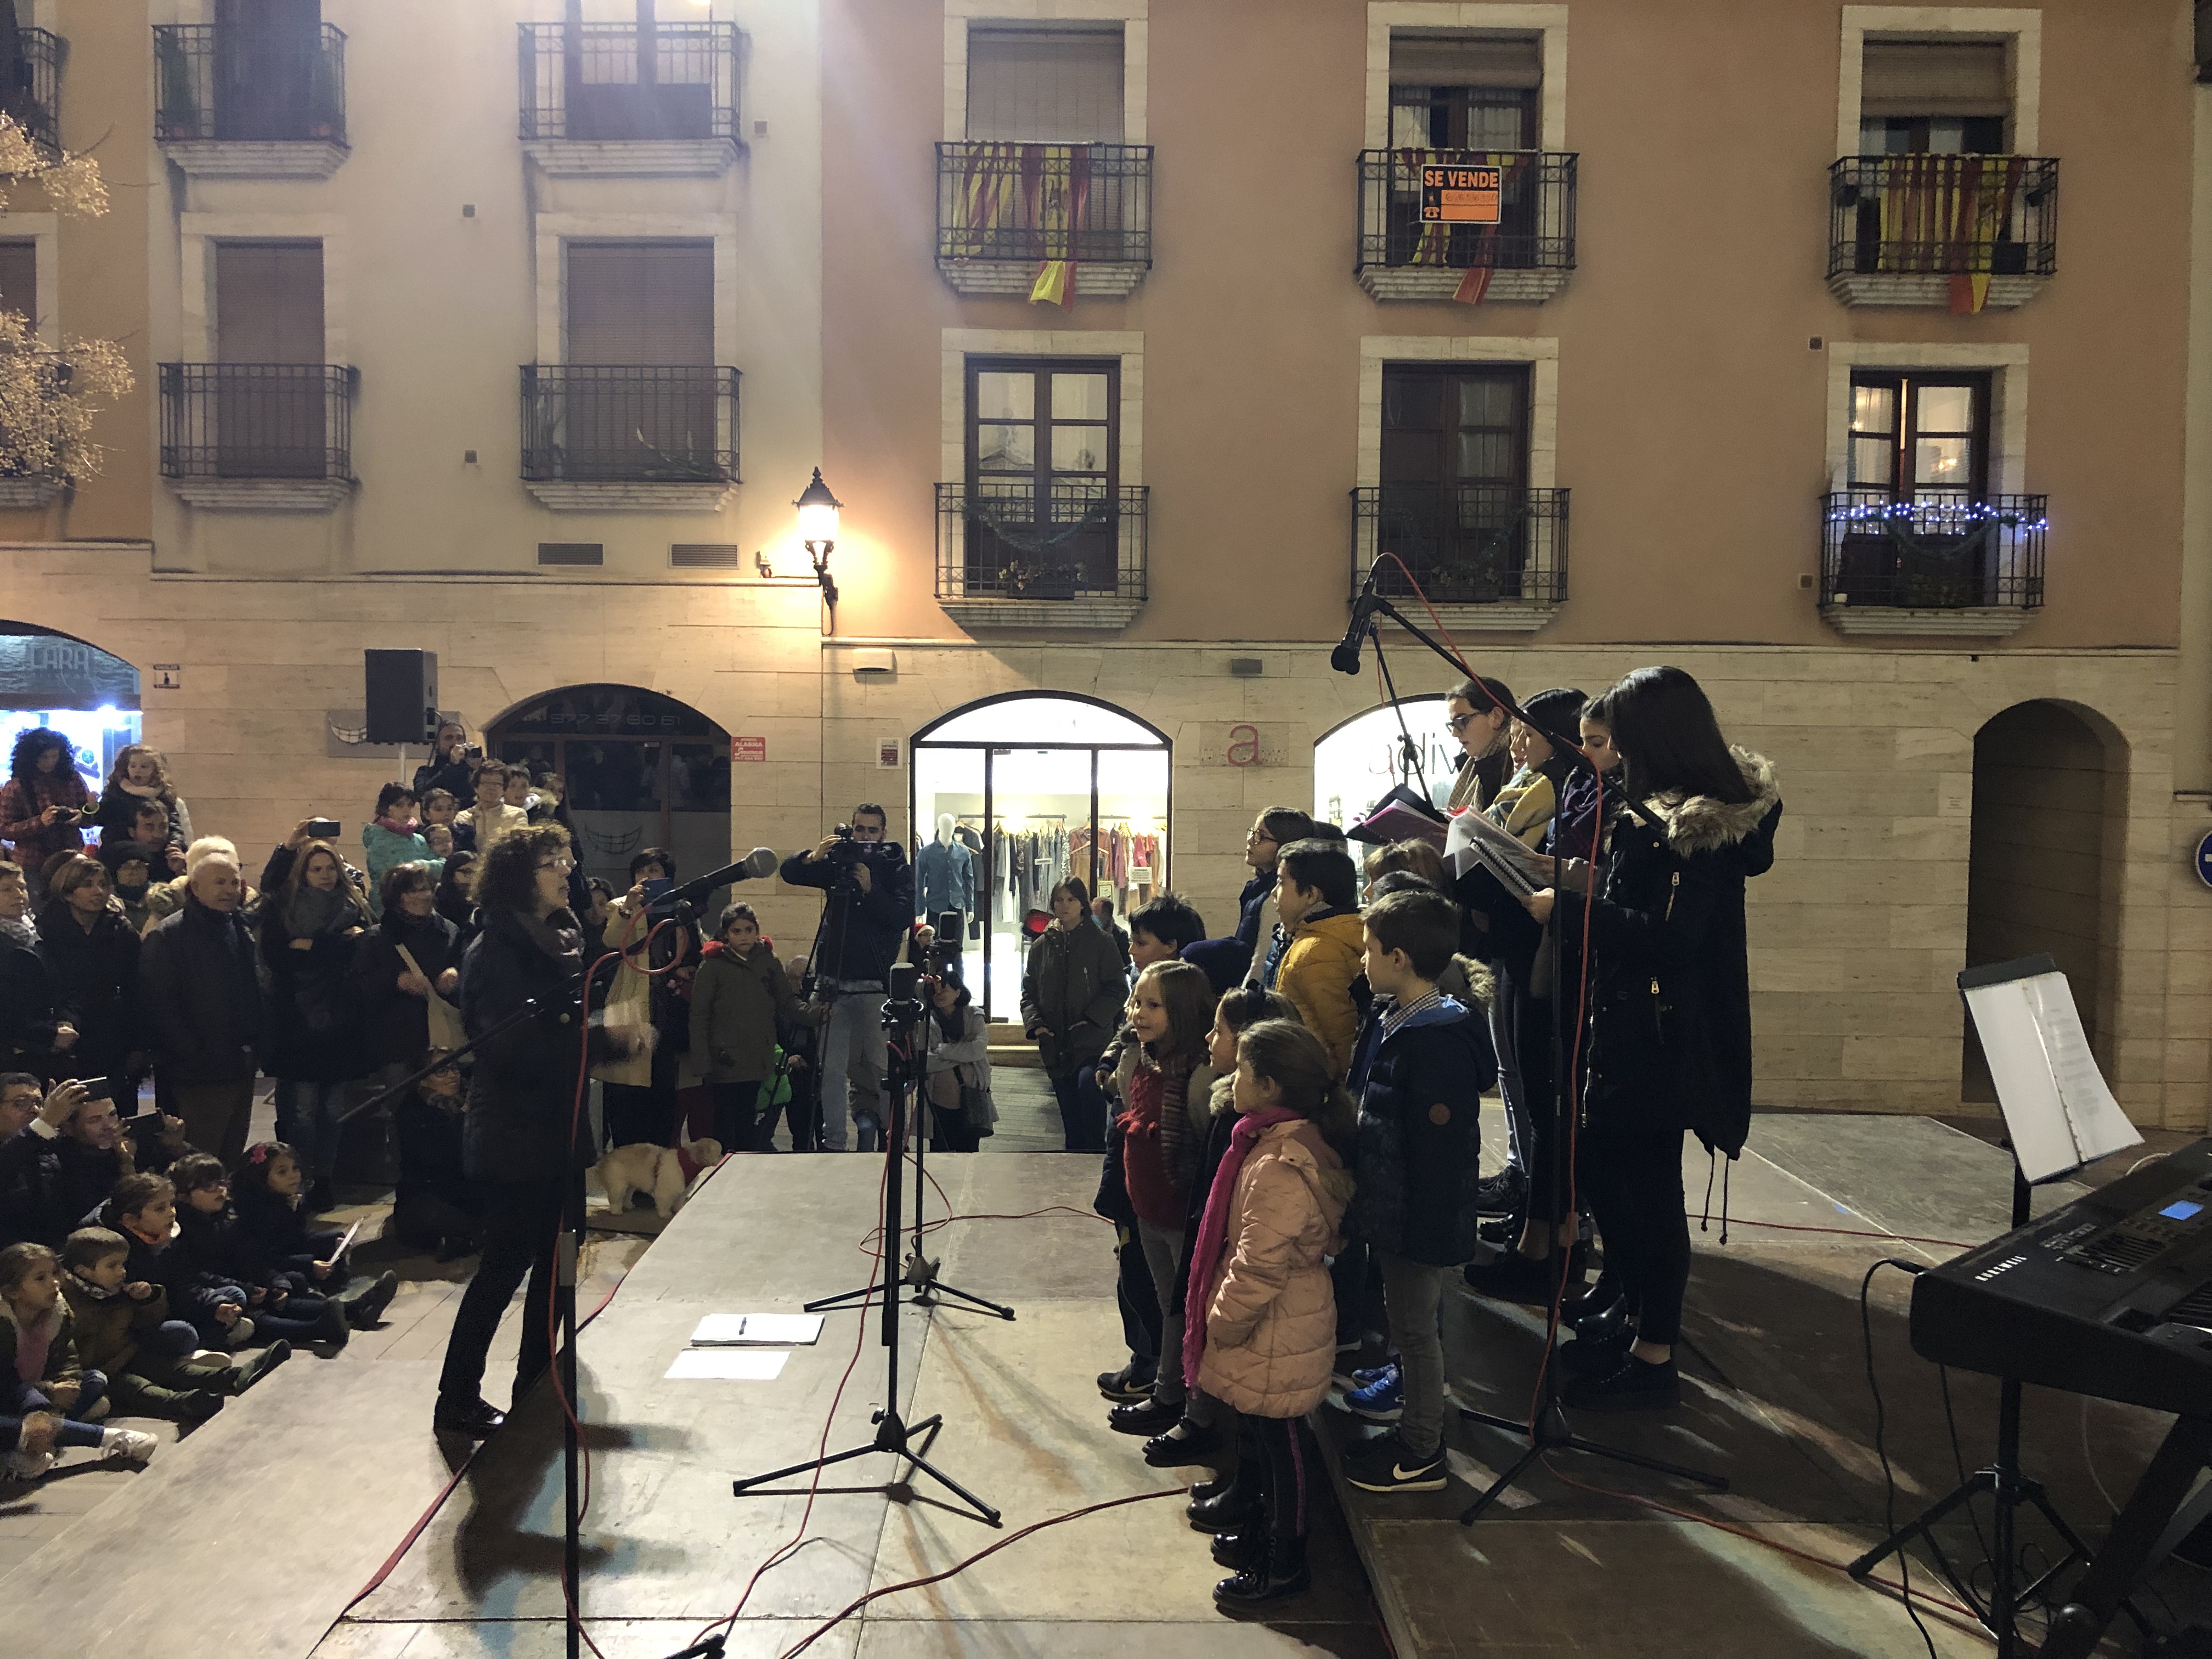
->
[911,692,1170,1020]
[488,684,732,891]
[1312,695,1460,828]
[1962,699,2126,1101]
[0,622,142,795]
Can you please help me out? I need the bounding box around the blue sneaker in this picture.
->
[1344,1363,1402,1423]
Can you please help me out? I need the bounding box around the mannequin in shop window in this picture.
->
[916,815,975,953]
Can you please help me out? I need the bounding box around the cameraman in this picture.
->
[779,804,914,1153]
[411,721,479,806]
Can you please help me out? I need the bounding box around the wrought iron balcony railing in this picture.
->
[1351,484,1568,606]
[520,365,740,484]
[1820,490,2046,610]
[2,28,62,155]
[936,142,1153,270]
[518,20,740,143]
[153,22,347,145]
[935,481,1147,602]
[160,364,356,481]
[1828,155,2058,281]
[1355,150,1577,276]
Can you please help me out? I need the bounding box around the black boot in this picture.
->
[344,1270,400,1328]
[1214,1530,1310,1609]
[1210,1520,1265,1570]
[1562,1353,1680,1413]
[433,1395,505,1438]
[1462,1243,1587,1306]
[1187,1478,1256,1534]
[1143,1419,1226,1468]
[1108,1395,1182,1436]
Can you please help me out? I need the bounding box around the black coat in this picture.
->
[171,1203,262,1299]
[140,893,264,1085]
[0,1126,125,1249]
[0,928,65,1079]
[1348,997,1498,1265]
[459,907,601,1183]
[1234,871,1273,954]
[412,751,477,806]
[396,1090,477,1217]
[117,1225,238,1324]
[88,783,185,849]
[36,900,141,1082]
[777,844,913,984]
[1564,749,1781,1159]
[232,1181,342,1279]
[354,909,462,1069]
[256,850,372,1085]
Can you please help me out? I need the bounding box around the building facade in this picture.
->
[3,0,2209,1125]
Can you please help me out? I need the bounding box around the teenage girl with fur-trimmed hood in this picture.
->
[1527,665,1782,1415]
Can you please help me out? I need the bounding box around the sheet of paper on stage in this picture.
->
[665,1347,789,1381]
[1963,969,2140,1184]
[690,1313,825,1347]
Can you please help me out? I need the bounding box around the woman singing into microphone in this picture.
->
[434,824,641,1438]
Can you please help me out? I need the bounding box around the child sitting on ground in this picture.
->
[60,1227,283,1424]
[392,1057,480,1261]
[231,1143,399,1326]
[0,1241,156,1480]
[1338,887,1496,1496]
[170,1154,351,1347]
[97,1172,253,1352]
[1189,1019,1355,1607]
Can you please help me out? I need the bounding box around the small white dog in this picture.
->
[596,1135,724,1220]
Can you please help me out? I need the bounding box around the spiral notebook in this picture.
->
[1960,955,2141,1185]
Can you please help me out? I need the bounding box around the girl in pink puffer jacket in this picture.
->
[1187,1018,1355,1610]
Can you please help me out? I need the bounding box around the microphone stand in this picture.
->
[1335,583,1730,1518]
[731,972,1003,1526]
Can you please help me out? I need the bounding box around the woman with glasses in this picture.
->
[433,825,634,1438]
[1443,677,1517,812]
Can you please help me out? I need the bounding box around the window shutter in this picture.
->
[1860,38,2010,119]
[213,241,324,363]
[0,242,35,328]
[966,25,1124,142]
[565,241,714,365]
[1389,31,1543,89]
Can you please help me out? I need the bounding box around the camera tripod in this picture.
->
[732,969,1006,1527]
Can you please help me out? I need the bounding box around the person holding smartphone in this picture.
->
[0,730,92,896]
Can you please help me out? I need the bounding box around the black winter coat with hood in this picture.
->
[459,906,618,1183]
[1561,747,1781,1159]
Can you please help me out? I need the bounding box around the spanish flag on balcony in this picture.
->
[948,141,1091,308]
[1874,153,2026,314]
[1397,148,1526,306]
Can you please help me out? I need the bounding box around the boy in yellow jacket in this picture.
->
[1271,839,1365,1077]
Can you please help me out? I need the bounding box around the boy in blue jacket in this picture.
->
[1341,886,1497,1493]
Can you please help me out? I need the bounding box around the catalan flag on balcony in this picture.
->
[947,141,1091,308]
[1874,153,2026,314]
[1029,144,1091,308]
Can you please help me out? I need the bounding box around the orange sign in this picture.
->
[732,736,766,762]
[1420,162,1500,225]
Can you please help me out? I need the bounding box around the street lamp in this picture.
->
[796,467,842,622]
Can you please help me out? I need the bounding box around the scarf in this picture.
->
[375,814,420,837]
[0,913,30,948]
[1182,1106,1301,1385]
[63,1267,120,1304]
[284,874,360,939]
[8,1300,56,1383]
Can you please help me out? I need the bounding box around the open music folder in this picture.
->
[1960,954,2142,1185]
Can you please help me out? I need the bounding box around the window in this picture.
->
[212,0,330,142]
[1373,363,1544,601]
[1848,370,1991,504]
[1859,38,2009,154]
[1388,32,1539,150]
[964,357,1119,591]
[966,25,1124,143]
[0,242,35,330]
[559,240,717,478]
[211,240,326,479]
[1381,364,1528,492]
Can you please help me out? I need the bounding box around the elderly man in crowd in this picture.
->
[139,852,263,1167]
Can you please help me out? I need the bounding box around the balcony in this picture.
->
[1350,484,1567,633]
[934,481,1147,630]
[521,365,740,512]
[935,143,1153,299]
[153,22,347,178]
[1355,151,1577,304]
[518,21,741,177]
[160,364,357,511]
[1819,490,2046,636]
[1827,155,2057,311]
[3,27,63,156]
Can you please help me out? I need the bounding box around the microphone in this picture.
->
[1332,577,1381,675]
[658,847,780,912]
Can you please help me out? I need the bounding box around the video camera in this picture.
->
[825,822,904,870]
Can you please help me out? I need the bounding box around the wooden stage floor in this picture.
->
[4,1111,2207,1658]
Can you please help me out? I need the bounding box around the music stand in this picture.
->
[1847,953,2143,1659]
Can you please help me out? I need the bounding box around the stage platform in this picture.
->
[4,1114,2208,1657]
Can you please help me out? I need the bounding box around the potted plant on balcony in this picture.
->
[996,558,1078,601]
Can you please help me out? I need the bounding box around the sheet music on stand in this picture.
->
[1960,953,2142,1185]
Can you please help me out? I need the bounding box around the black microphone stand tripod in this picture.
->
[1334,575,1729,1521]
[731,967,1004,1527]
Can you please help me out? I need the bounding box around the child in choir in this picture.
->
[1271,839,1365,1077]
